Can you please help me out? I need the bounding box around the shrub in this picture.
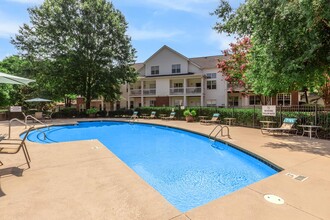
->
[183,109,197,117]
[86,108,98,114]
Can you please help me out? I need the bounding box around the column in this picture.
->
[141,80,144,107]
[201,76,204,106]
[183,78,187,106]
[127,83,130,109]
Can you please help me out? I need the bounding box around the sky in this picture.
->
[0,0,243,63]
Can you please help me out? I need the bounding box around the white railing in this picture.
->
[143,89,156,95]
[170,87,184,95]
[186,87,201,94]
[130,89,142,95]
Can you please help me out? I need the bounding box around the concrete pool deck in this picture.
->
[0,118,329,220]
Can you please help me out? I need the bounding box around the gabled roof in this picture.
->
[132,63,144,71]
[144,45,202,69]
[132,45,226,71]
[189,55,224,69]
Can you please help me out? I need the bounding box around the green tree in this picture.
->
[13,0,137,109]
[0,56,36,107]
[214,0,330,104]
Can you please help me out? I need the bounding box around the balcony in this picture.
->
[186,87,201,95]
[170,87,184,95]
[130,89,141,96]
[143,89,156,95]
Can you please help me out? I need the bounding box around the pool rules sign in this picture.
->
[262,105,276,116]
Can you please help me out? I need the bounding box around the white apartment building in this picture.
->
[118,45,229,109]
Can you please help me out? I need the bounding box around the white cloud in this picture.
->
[5,0,44,4]
[114,0,218,15]
[128,26,184,40]
[207,30,236,52]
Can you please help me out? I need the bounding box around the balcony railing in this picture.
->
[130,89,141,95]
[186,87,201,94]
[170,87,184,95]
[143,89,156,95]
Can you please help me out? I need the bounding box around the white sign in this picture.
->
[10,106,22,112]
[262,105,276,116]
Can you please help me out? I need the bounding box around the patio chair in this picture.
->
[261,118,298,135]
[130,111,139,120]
[43,111,53,122]
[143,111,157,119]
[0,127,33,168]
[161,112,176,120]
[200,113,220,125]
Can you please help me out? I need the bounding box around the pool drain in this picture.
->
[264,194,284,205]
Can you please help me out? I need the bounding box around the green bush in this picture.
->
[86,108,98,114]
[183,109,197,117]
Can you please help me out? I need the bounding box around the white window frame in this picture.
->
[277,93,291,106]
[228,96,239,107]
[249,95,261,105]
[206,99,217,107]
[151,66,159,75]
[172,64,181,73]
[207,80,216,90]
[206,73,217,79]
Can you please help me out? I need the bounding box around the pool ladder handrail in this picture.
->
[208,124,231,140]
[8,118,48,140]
[22,113,50,129]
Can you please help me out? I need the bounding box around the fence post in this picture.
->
[253,104,255,128]
[280,105,282,123]
[315,103,317,125]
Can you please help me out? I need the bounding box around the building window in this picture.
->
[150,100,156,107]
[151,66,159,75]
[174,83,183,88]
[206,73,217,79]
[172,64,181,73]
[207,80,216,90]
[206,99,217,107]
[277,93,291,106]
[228,96,239,107]
[249,95,261,105]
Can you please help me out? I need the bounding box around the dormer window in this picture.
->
[172,64,181,73]
[151,66,159,75]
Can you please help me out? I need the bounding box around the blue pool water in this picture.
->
[26,121,277,212]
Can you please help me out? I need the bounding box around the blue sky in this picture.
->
[0,0,242,63]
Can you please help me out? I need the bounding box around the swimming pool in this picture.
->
[27,121,278,212]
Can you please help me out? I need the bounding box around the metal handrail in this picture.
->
[23,113,49,128]
[8,118,29,138]
[208,124,231,140]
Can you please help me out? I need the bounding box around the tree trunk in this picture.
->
[322,75,330,106]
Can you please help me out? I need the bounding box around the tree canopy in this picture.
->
[0,56,36,107]
[214,0,330,104]
[12,0,137,109]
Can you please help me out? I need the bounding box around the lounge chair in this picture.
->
[0,127,33,168]
[261,118,298,135]
[200,113,220,125]
[130,111,139,120]
[161,112,176,120]
[143,111,156,119]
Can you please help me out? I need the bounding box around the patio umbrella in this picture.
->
[0,72,35,85]
[25,98,52,102]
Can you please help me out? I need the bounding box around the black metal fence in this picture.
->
[197,105,330,139]
[136,105,330,139]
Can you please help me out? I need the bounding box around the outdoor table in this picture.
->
[298,125,322,139]
[141,114,149,119]
[224,118,236,126]
[159,114,167,118]
[260,121,277,128]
